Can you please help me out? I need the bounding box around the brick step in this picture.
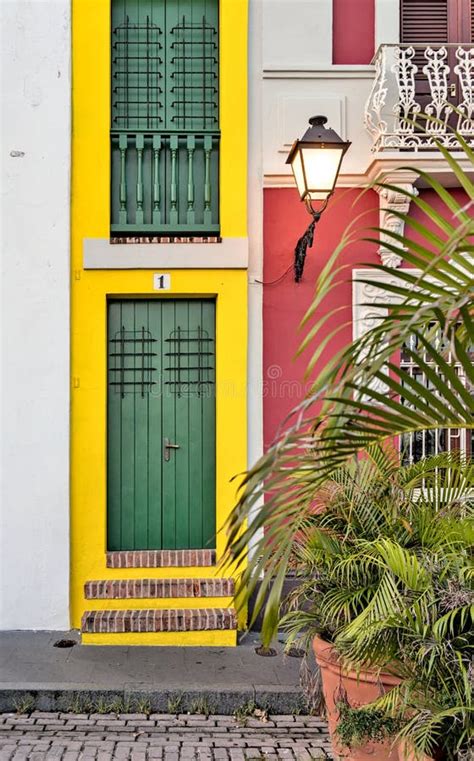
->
[85,578,234,600]
[106,550,216,569]
[81,608,237,634]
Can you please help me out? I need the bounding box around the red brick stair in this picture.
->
[106,549,216,568]
[84,578,234,599]
[81,608,237,633]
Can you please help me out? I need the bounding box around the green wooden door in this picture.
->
[107,299,216,550]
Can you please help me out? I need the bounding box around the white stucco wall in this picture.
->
[375,0,400,48]
[262,0,333,67]
[0,0,71,629]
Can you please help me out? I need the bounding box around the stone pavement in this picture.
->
[0,632,306,714]
[0,712,333,760]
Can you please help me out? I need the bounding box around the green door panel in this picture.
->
[107,299,216,550]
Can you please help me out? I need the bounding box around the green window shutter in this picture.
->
[164,1,219,131]
[111,0,220,236]
[112,0,165,130]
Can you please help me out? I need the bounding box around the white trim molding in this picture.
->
[83,237,249,269]
[263,65,375,80]
[352,267,407,341]
[352,267,417,397]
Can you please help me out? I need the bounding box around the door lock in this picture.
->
[164,437,180,461]
[449,82,457,98]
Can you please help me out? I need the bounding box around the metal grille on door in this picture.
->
[164,326,215,397]
[109,327,157,397]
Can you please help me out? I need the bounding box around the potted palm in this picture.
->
[224,136,474,760]
[280,452,473,760]
[280,452,405,760]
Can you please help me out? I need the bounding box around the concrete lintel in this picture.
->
[83,237,249,269]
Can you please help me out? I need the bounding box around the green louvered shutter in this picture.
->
[111,0,220,236]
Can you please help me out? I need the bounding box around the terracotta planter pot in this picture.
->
[313,635,400,761]
[398,741,434,761]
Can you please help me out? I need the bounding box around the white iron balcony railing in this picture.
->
[365,44,474,151]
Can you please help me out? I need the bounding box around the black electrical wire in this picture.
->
[254,261,294,286]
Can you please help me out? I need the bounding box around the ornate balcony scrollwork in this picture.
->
[365,44,474,151]
[454,47,474,134]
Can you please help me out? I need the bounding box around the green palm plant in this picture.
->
[282,454,473,759]
[224,134,474,758]
[280,451,473,653]
[225,134,474,644]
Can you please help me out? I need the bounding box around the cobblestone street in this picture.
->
[0,713,332,760]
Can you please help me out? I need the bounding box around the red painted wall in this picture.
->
[405,188,470,251]
[262,186,470,451]
[263,187,379,450]
[333,0,375,64]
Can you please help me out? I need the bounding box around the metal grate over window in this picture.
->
[112,16,164,130]
[169,15,219,130]
[109,327,157,397]
[400,331,473,463]
[111,6,219,133]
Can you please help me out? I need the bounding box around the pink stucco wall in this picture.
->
[332,0,375,64]
[262,186,470,450]
[262,187,379,449]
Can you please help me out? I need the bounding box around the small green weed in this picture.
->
[64,694,94,714]
[106,696,126,715]
[167,693,183,714]
[133,696,152,715]
[336,703,403,748]
[234,699,270,726]
[13,694,35,715]
[94,696,111,714]
[290,695,309,716]
[189,694,214,717]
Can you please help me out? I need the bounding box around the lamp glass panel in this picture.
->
[290,149,306,199]
[300,147,343,197]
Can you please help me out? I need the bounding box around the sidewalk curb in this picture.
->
[0,686,308,715]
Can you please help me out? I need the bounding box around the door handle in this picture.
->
[163,437,180,461]
[449,82,457,98]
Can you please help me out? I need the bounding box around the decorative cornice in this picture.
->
[263,155,473,190]
[263,65,375,80]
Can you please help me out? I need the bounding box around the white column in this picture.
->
[247,0,264,552]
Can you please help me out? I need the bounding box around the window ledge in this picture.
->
[83,237,248,270]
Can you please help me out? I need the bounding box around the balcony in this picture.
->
[365,44,474,152]
[110,131,220,236]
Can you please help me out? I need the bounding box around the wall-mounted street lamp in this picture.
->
[286,116,351,282]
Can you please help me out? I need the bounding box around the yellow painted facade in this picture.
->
[71,0,248,645]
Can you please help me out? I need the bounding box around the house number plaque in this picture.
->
[153,274,171,291]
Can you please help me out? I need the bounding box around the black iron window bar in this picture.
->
[112,15,163,130]
[164,326,215,397]
[169,16,218,130]
[109,326,157,398]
